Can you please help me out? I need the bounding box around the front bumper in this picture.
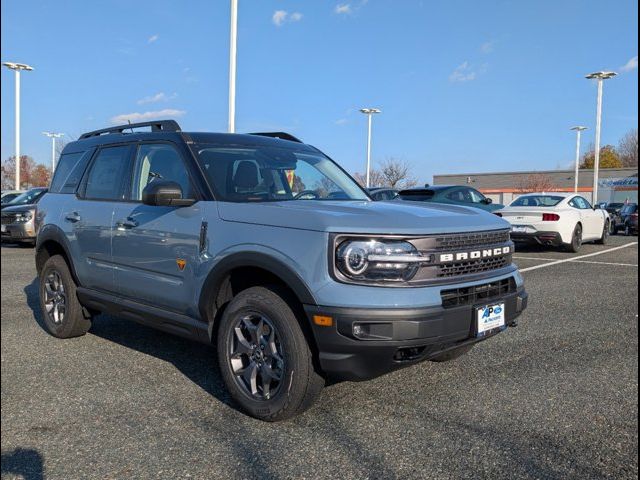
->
[510,230,563,247]
[305,286,528,381]
[1,222,37,242]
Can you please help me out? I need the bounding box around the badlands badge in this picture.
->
[176,259,187,271]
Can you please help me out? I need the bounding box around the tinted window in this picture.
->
[49,151,90,193]
[83,146,131,200]
[621,204,638,215]
[445,188,474,203]
[6,188,47,206]
[511,195,564,207]
[569,196,591,209]
[130,144,193,201]
[398,190,435,201]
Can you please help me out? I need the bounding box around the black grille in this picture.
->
[438,255,511,278]
[1,214,16,225]
[441,278,516,308]
[433,230,511,251]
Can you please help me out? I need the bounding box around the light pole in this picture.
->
[42,132,64,172]
[359,108,381,188]
[3,62,34,190]
[585,71,617,204]
[570,126,588,193]
[228,0,238,133]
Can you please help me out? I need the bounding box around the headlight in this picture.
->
[14,212,33,223]
[335,239,429,282]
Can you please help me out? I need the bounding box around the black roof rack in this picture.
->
[79,120,182,139]
[249,132,303,143]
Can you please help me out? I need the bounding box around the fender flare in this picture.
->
[198,251,317,321]
[35,224,78,280]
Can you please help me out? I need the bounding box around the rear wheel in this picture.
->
[39,255,92,338]
[596,220,610,245]
[624,223,632,236]
[217,286,324,421]
[565,224,583,253]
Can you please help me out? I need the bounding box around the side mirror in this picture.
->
[483,198,493,204]
[142,180,195,207]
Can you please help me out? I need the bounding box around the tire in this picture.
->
[565,224,583,253]
[596,220,610,245]
[610,222,617,235]
[217,286,324,421]
[431,344,474,362]
[624,223,631,236]
[39,255,92,338]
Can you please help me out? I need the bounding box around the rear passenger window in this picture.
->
[83,146,131,200]
[49,151,91,194]
[130,144,193,201]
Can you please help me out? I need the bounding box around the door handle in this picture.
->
[115,217,138,230]
[65,212,81,223]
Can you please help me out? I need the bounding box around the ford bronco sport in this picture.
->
[35,120,528,421]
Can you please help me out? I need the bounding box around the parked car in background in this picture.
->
[495,193,610,252]
[611,203,638,236]
[605,202,625,216]
[1,187,48,246]
[397,185,504,212]
[367,187,398,201]
[1,190,24,205]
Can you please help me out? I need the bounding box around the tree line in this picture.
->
[1,155,52,190]
[580,128,638,169]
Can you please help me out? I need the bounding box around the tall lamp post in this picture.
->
[228,0,238,133]
[359,108,381,188]
[42,132,64,172]
[570,126,588,193]
[2,62,34,190]
[585,71,617,204]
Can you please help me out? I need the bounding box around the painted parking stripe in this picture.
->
[570,260,638,267]
[513,256,558,261]
[519,242,638,273]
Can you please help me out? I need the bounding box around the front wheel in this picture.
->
[596,220,610,245]
[217,286,324,421]
[565,224,583,253]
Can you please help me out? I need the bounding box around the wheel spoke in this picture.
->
[240,361,258,395]
[233,326,253,356]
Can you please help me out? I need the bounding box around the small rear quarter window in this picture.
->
[49,150,91,194]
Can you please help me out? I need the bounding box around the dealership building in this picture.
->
[433,167,638,205]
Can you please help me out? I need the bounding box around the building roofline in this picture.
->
[434,167,638,177]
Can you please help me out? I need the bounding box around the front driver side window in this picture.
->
[131,144,193,201]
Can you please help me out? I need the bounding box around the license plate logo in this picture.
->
[477,303,505,336]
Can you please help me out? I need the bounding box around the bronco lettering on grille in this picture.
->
[438,246,511,263]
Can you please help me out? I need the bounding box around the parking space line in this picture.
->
[571,260,638,267]
[519,242,638,273]
[513,256,557,261]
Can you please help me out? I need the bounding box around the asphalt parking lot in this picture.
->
[1,236,638,480]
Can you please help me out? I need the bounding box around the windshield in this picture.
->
[7,188,47,206]
[621,204,637,215]
[510,195,564,207]
[193,145,368,202]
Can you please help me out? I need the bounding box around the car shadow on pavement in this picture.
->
[23,278,235,409]
[0,448,45,480]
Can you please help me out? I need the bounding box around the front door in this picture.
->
[111,142,203,314]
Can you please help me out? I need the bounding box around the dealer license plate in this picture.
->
[511,225,527,233]
[476,303,505,337]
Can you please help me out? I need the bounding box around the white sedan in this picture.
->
[495,193,610,252]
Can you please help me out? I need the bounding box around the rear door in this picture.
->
[570,196,602,239]
[111,142,204,313]
[67,144,133,293]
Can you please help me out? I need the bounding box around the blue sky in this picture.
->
[1,0,638,184]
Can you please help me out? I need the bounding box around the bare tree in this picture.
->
[379,158,417,189]
[353,169,385,188]
[516,174,557,193]
[618,128,638,167]
[1,155,38,189]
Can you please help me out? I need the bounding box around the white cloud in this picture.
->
[110,109,186,125]
[136,92,177,105]
[335,3,352,14]
[147,34,159,44]
[620,55,638,73]
[335,118,348,125]
[272,10,288,26]
[480,41,494,54]
[449,61,481,82]
[272,10,303,26]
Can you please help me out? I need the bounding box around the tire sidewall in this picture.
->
[569,224,582,252]
[39,256,80,338]
[217,287,311,420]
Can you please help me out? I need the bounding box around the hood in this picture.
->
[218,200,510,235]
[1,204,36,213]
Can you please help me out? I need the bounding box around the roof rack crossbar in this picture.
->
[249,132,303,143]
[79,120,182,139]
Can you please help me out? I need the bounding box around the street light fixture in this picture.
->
[359,108,381,188]
[570,126,588,193]
[585,71,617,203]
[228,0,238,133]
[3,62,34,190]
[42,132,64,173]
